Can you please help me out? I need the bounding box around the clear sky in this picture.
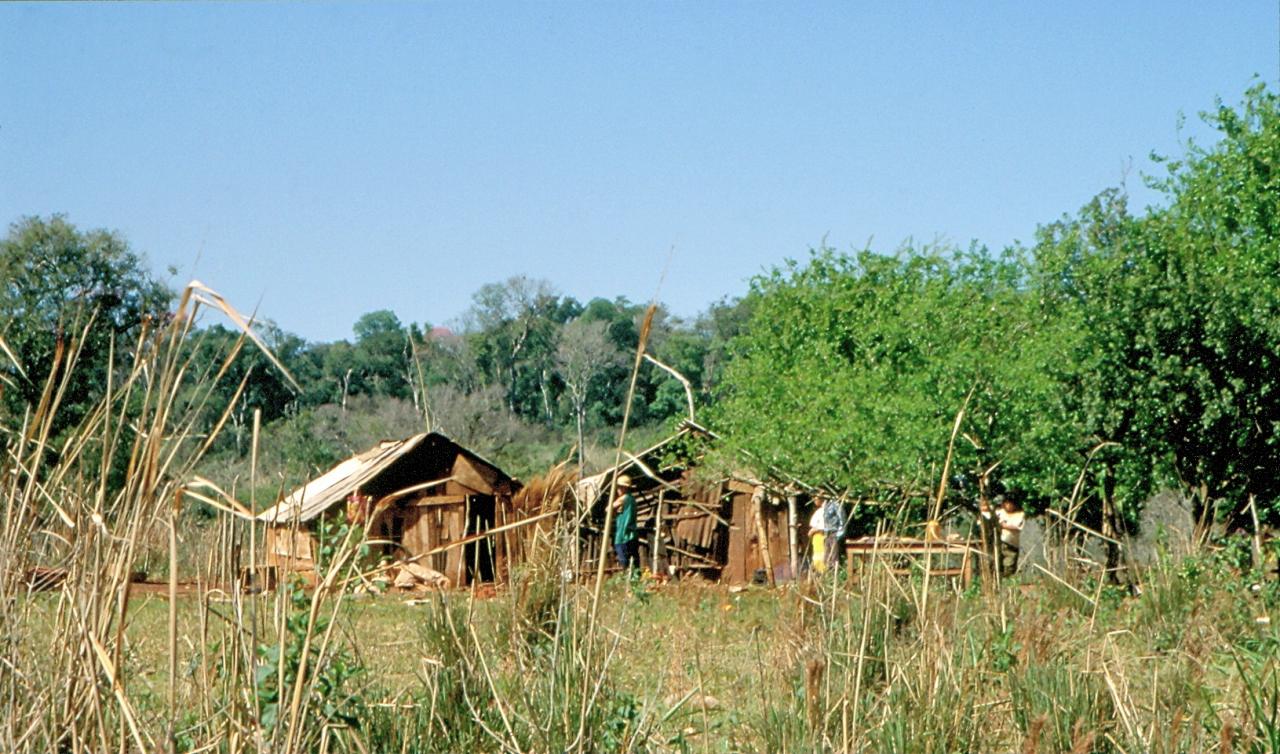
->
[2,2,1277,342]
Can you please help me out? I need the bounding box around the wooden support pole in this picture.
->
[1102,464,1121,585]
[653,489,666,575]
[1249,494,1263,573]
[787,492,799,583]
[752,489,775,586]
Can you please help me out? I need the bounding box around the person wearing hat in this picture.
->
[612,474,640,574]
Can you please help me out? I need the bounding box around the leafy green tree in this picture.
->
[644,296,756,421]
[1029,190,1166,551]
[312,340,361,410]
[1150,85,1280,526]
[351,309,411,400]
[1032,85,1280,534]
[694,295,756,400]
[302,310,412,412]
[413,326,482,394]
[647,324,707,421]
[465,276,579,424]
[712,245,1073,528]
[185,321,313,453]
[0,215,171,440]
[716,85,1280,540]
[576,296,657,425]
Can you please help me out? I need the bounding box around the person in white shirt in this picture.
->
[981,495,1025,576]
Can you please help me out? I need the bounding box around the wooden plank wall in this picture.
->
[401,498,468,585]
[666,483,728,577]
[451,454,498,495]
[727,493,791,584]
[264,526,317,580]
[579,476,794,584]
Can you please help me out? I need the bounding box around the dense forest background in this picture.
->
[3,85,1278,537]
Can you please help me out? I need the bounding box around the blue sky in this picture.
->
[2,2,1276,342]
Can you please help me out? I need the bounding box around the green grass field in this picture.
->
[17,540,1277,753]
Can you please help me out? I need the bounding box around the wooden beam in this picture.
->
[662,542,720,565]
[344,509,561,587]
[410,494,469,507]
[372,476,456,509]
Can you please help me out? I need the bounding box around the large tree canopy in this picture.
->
[0,215,171,439]
[711,246,1073,521]
[715,84,1280,530]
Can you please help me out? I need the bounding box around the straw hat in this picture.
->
[616,474,633,488]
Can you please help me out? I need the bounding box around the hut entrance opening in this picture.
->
[378,511,407,558]
[464,496,496,584]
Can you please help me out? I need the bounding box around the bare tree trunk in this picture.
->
[976,484,999,587]
[507,364,518,414]
[985,516,1002,586]
[540,368,554,427]
[507,320,531,414]
[1249,493,1264,572]
[340,368,352,413]
[231,402,246,456]
[575,399,586,477]
[1102,462,1121,585]
[653,489,666,575]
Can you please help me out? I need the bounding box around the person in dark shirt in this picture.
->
[612,474,639,574]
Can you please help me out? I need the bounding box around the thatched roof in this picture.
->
[575,421,718,503]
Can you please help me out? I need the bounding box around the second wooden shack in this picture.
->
[575,422,794,584]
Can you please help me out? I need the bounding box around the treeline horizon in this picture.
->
[3,84,1279,536]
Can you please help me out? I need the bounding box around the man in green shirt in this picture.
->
[612,474,639,574]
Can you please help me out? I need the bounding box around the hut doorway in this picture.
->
[376,509,409,559]
[464,495,496,584]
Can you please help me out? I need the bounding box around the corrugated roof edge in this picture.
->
[255,430,517,525]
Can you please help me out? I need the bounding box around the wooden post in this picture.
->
[1249,494,1263,573]
[457,498,470,587]
[752,489,775,585]
[787,492,799,583]
[653,489,666,575]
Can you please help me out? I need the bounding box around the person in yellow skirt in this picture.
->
[808,497,846,574]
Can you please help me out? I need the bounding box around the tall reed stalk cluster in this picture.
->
[2,283,1278,753]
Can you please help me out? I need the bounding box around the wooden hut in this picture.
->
[576,422,795,584]
[256,432,518,587]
